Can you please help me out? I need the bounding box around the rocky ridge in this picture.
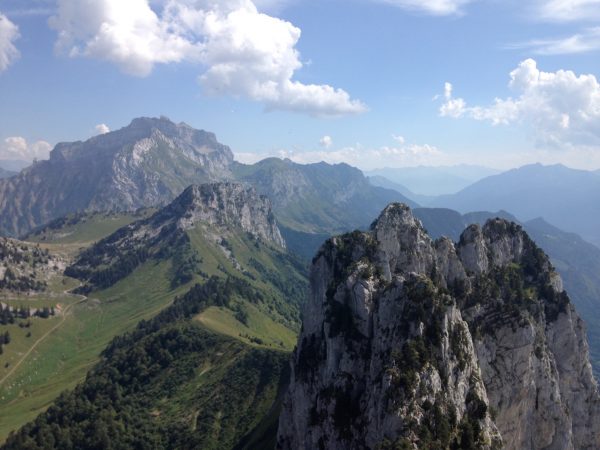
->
[66,182,285,291]
[278,203,600,450]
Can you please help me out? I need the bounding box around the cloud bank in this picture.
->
[0,137,52,161]
[235,139,443,170]
[48,0,366,117]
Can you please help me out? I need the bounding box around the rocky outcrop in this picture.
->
[0,117,234,237]
[160,182,285,248]
[0,238,64,292]
[278,203,600,450]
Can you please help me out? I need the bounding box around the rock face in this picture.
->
[0,238,64,292]
[0,117,234,237]
[159,182,285,248]
[278,203,600,450]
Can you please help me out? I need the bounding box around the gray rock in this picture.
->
[278,203,600,450]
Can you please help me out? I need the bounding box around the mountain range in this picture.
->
[432,163,600,248]
[0,117,412,240]
[365,165,500,196]
[2,117,600,449]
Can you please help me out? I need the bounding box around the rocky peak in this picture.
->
[163,182,285,248]
[0,117,236,237]
[278,204,600,450]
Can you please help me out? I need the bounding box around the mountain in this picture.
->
[279,204,600,449]
[233,158,417,234]
[367,175,436,205]
[0,181,308,444]
[66,182,286,293]
[432,163,600,248]
[412,208,600,376]
[0,117,234,237]
[365,165,500,196]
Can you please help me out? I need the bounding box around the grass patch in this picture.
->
[196,303,297,351]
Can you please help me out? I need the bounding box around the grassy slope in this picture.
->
[0,216,307,443]
[0,261,189,441]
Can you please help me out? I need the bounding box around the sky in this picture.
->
[1,0,600,170]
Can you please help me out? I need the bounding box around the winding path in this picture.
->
[0,290,88,387]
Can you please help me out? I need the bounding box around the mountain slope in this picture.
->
[432,163,600,247]
[0,182,308,444]
[1,278,291,450]
[279,204,600,449]
[0,117,234,237]
[233,158,417,234]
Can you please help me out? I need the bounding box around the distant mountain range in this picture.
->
[432,163,600,248]
[365,164,499,196]
[0,117,412,238]
[367,175,435,205]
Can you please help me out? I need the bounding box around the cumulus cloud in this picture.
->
[95,123,110,135]
[508,27,600,54]
[235,138,443,170]
[439,59,600,148]
[376,0,475,15]
[535,0,600,22]
[0,137,52,161]
[49,0,197,77]
[48,0,366,117]
[0,13,20,72]
[319,135,333,148]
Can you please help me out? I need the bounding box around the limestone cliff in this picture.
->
[278,204,600,450]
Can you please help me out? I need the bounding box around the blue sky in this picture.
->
[1,0,600,170]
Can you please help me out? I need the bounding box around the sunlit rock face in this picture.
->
[278,203,600,450]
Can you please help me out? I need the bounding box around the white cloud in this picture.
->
[535,0,600,22]
[0,137,52,161]
[376,0,475,15]
[439,59,600,148]
[49,0,197,77]
[319,135,333,148]
[48,0,366,117]
[0,13,20,73]
[95,123,110,135]
[508,27,600,54]
[235,138,444,170]
[392,134,405,144]
[439,82,467,118]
